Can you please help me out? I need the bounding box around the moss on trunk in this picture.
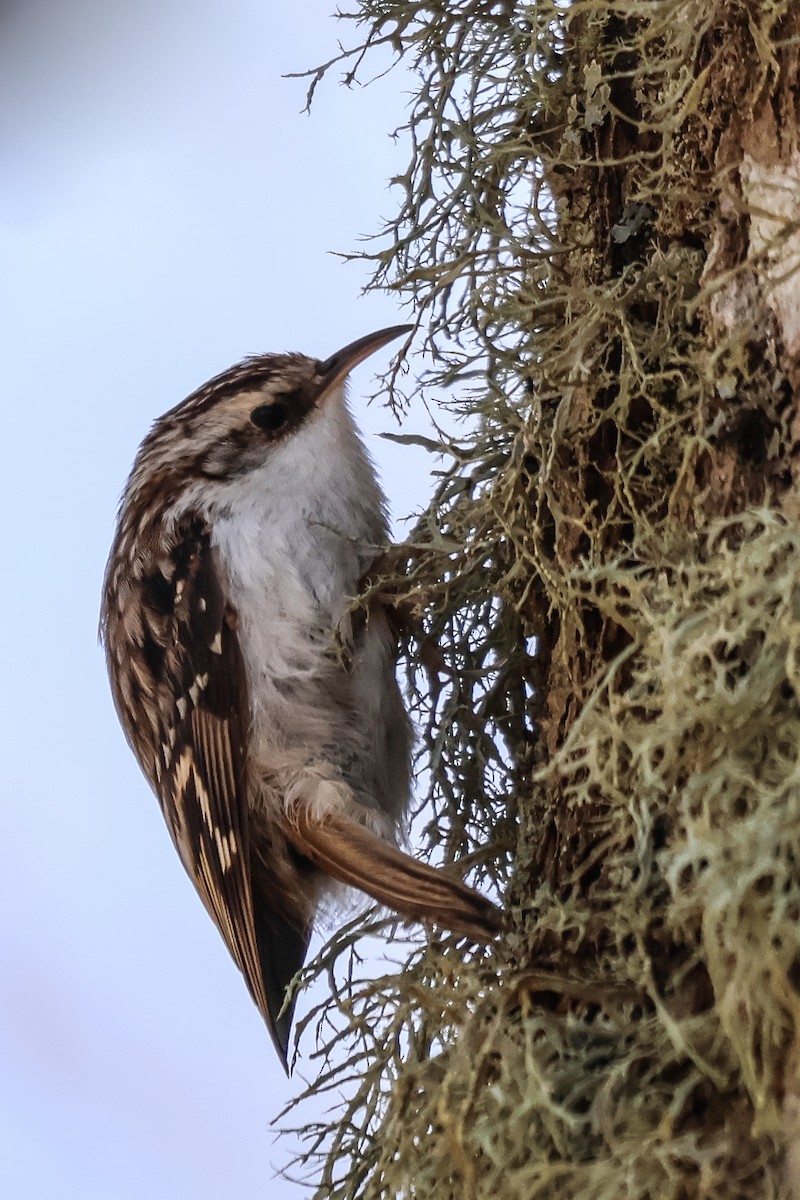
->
[288,5,800,1197]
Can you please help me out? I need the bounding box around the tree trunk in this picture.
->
[293,5,800,1197]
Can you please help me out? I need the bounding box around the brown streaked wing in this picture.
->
[148,525,276,1048]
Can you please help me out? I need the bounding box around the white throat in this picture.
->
[192,389,390,742]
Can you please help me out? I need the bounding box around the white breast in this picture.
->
[197,389,391,752]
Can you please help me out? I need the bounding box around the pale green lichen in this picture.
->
[283,2,800,1197]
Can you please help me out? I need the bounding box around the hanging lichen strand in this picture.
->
[285,3,800,1198]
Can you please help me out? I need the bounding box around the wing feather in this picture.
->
[104,517,305,1067]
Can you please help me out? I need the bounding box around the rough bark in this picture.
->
[289,6,800,1197]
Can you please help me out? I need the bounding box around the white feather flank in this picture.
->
[175,384,410,828]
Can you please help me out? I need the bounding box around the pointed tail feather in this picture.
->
[286,807,501,943]
[250,880,311,1073]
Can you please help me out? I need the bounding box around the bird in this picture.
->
[100,324,501,1069]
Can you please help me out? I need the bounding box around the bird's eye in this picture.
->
[250,402,289,433]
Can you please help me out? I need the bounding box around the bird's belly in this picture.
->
[212,530,411,822]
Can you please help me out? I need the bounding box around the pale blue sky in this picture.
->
[0,3,430,1196]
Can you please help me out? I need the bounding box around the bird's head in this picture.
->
[114,324,411,549]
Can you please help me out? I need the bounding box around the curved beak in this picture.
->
[316,324,412,400]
